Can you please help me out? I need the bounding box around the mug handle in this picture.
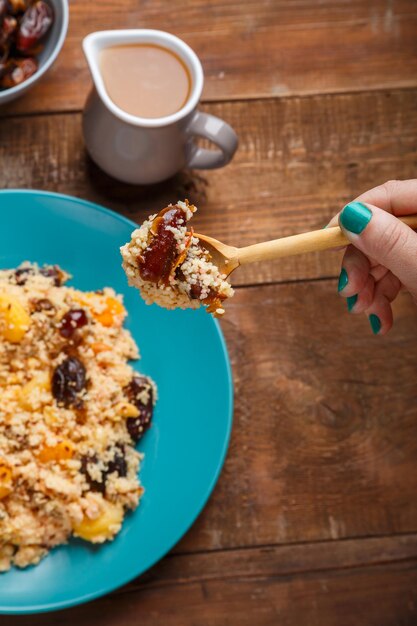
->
[185,111,238,169]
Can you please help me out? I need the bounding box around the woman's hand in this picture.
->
[330,179,417,335]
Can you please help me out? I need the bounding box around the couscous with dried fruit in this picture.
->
[0,263,156,571]
[120,200,234,317]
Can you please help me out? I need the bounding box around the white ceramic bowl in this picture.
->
[0,0,69,105]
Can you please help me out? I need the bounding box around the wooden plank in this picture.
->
[1,90,417,285]
[128,534,417,591]
[172,280,417,552]
[6,538,417,625]
[3,0,417,115]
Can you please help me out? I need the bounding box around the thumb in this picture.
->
[338,201,417,297]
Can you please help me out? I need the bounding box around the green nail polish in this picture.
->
[338,268,348,292]
[369,314,381,334]
[347,294,358,311]
[340,202,372,234]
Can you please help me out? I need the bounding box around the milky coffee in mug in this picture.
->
[100,44,192,119]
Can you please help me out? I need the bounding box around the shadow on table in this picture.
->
[83,153,209,219]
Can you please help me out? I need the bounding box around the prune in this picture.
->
[52,356,86,409]
[138,205,187,285]
[16,1,53,53]
[59,309,88,338]
[124,376,154,442]
[80,445,127,494]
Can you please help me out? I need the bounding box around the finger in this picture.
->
[338,246,370,296]
[374,271,401,303]
[365,296,393,336]
[370,264,389,282]
[338,202,417,298]
[326,177,417,228]
[363,272,401,335]
[346,274,375,314]
[356,179,417,217]
[326,215,339,228]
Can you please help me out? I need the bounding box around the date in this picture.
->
[16,1,53,53]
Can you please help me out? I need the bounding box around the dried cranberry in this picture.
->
[16,1,53,53]
[59,309,88,338]
[52,356,86,409]
[124,376,154,442]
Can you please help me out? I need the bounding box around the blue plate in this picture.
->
[0,190,233,614]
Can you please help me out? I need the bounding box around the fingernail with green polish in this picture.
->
[347,294,358,312]
[369,314,381,335]
[340,202,372,234]
[338,268,348,292]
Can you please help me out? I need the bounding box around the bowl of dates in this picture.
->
[0,0,68,104]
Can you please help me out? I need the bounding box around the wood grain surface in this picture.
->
[176,281,417,552]
[2,90,417,286]
[3,0,417,115]
[2,1,417,624]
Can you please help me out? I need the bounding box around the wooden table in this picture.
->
[3,1,417,624]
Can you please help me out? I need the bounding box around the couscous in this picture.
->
[121,200,234,316]
[0,263,156,571]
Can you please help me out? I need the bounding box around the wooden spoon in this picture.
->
[195,215,417,277]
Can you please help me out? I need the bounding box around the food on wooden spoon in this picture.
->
[121,200,234,317]
[123,198,413,318]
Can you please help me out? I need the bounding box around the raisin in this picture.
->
[106,445,127,478]
[31,298,55,313]
[14,266,33,285]
[52,356,86,409]
[16,1,53,53]
[80,445,127,494]
[189,283,202,299]
[80,453,104,493]
[39,265,63,286]
[124,376,154,442]
[14,264,63,286]
[59,309,88,338]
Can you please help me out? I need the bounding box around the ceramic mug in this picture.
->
[82,30,238,185]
